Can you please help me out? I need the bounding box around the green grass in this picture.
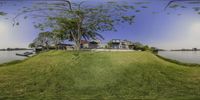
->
[0,51,200,100]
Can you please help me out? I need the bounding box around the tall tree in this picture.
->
[13,0,137,50]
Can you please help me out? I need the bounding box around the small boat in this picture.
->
[16,52,33,57]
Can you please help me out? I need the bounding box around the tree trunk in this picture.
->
[45,42,49,50]
[75,40,81,50]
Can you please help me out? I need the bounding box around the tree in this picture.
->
[13,0,137,50]
[142,45,150,51]
[133,42,143,50]
[31,30,66,50]
[51,29,67,48]
[28,42,36,48]
[32,31,54,50]
[54,17,105,49]
[107,41,113,49]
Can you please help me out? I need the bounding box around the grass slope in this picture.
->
[0,51,200,99]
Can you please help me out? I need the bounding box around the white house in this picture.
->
[111,39,134,49]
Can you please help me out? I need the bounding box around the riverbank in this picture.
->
[0,51,200,99]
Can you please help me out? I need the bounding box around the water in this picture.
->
[0,50,33,64]
[158,51,200,64]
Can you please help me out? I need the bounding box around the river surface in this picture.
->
[0,50,33,64]
[158,51,200,64]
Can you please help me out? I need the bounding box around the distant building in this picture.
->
[88,41,98,49]
[110,39,134,49]
[80,40,89,48]
[111,39,120,49]
[99,43,108,49]
[56,43,74,50]
[80,39,101,49]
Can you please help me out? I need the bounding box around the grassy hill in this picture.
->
[0,51,200,99]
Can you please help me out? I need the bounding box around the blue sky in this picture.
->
[0,0,200,50]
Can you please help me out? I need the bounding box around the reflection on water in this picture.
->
[158,51,200,64]
[0,50,33,64]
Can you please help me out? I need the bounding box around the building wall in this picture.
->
[83,44,89,48]
[112,44,120,49]
[89,43,98,49]
[111,39,134,49]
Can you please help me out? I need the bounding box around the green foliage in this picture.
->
[0,11,7,16]
[133,43,152,51]
[28,42,36,48]
[107,41,113,48]
[54,17,104,42]
[135,10,141,13]
[24,16,28,19]
[33,23,46,31]
[0,51,200,99]
[142,45,150,51]
[141,6,148,8]
[133,42,143,50]
[32,31,55,48]
[169,4,179,8]
[121,16,135,24]
[16,22,19,26]
[134,2,150,5]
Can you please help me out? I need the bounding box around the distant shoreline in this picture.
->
[171,48,200,51]
[0,48,33,51]
[170,50,200,51]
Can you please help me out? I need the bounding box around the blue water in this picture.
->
[158,51,200,64]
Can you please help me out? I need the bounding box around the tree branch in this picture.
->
[12,8,65,26]
[12,0,73,26]
[78,1,85,10]
[64,0,72,11]
[165,0,200,10]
